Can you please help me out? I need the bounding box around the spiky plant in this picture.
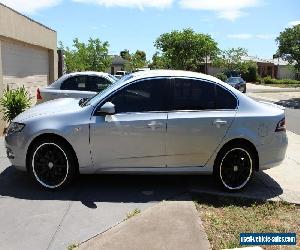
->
[0,86,31,123]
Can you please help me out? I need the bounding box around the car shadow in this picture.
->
[275,98,300,109]
[0,166,283,208]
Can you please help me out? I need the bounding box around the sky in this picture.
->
[1,0,300,60]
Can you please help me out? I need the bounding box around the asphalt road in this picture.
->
[248,95,300,135]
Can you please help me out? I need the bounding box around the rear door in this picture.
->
[166,78,238,167]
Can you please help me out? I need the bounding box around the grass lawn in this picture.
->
[194,195,300,250]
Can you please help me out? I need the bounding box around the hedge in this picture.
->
[261,76,300,85]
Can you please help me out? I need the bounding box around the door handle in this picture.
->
[64,93,69,97]
[213,119,227,128]
[147,121,163,130]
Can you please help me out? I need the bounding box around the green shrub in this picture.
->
[0,86,31,123]
[262,77,300,85]
[215,73,228,82]
[242,64,257,82]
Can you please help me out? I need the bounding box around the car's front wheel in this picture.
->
[214,143,255,190]
[28,138,76,189]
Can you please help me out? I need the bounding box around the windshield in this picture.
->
[86,74,133,107]
[226,78,241,84]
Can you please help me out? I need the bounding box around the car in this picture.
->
[5,70,287,191]
[226,77,247,93]
[132,68,151,73]
[36,72,117,103]
[114,71,128,79]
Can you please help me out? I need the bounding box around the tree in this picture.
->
[276,24,300,71]
[120,49,131,60]
[149,52,170,69]
[154,28,219,71]
[59,38,112,73]
[124,50,148,71]
[213,47,248,74]
[213,48,258,81]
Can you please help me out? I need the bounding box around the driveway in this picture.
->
[0,129,300,249]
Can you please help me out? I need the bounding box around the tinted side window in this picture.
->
[88,76,111,92]
[215,85,237,109]
[61,76,87,91]
[172,78,215,110]
[108,79,167,113]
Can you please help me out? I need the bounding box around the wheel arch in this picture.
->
[215,138,259,172]
[26,133,79,173]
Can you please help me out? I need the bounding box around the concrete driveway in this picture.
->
[0,129,299,250]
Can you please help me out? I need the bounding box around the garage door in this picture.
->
[1,40,49,98]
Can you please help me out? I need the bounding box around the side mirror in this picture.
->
[96,102,115,115]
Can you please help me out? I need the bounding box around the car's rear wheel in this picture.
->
[214,143,254,190]
[28,138,76,189]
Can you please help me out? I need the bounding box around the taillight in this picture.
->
[37,88,42,100]
[275,118,286,132]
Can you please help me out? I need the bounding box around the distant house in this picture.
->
[0,3,57,131]
[201,55,297,80]
[108,55,127,75]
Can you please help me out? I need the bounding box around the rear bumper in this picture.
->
[257,132,288,170]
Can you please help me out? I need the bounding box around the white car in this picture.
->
[114,71,128,79]
[37,72,117,103]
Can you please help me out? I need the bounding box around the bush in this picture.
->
[215,73,228,82]
[0,86,31,123]
[262,76,300,85]
[242,64,257,82]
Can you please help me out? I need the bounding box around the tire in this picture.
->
[214,142,255,191]
[28,138,77,190]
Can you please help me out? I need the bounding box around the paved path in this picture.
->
[78,200,210,250]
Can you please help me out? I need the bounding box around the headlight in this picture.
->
[6,122,25,135]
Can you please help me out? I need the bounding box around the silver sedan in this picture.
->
[5,70,288,190]
[37,71,117,103]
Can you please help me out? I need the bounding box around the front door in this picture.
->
[166,78,238,167]
[90,78,169,169]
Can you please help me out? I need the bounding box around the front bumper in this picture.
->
[5,133,28,171]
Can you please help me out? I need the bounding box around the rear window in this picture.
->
[60,76,87,90]
[215,85,237,109]
[172,78,215,110]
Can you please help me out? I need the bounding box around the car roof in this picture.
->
[130,69,225,84]
[66,71,111,77]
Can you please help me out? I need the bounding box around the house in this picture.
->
[108,55,127,75]
[0,3,57,130]
[201,55,297,80]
